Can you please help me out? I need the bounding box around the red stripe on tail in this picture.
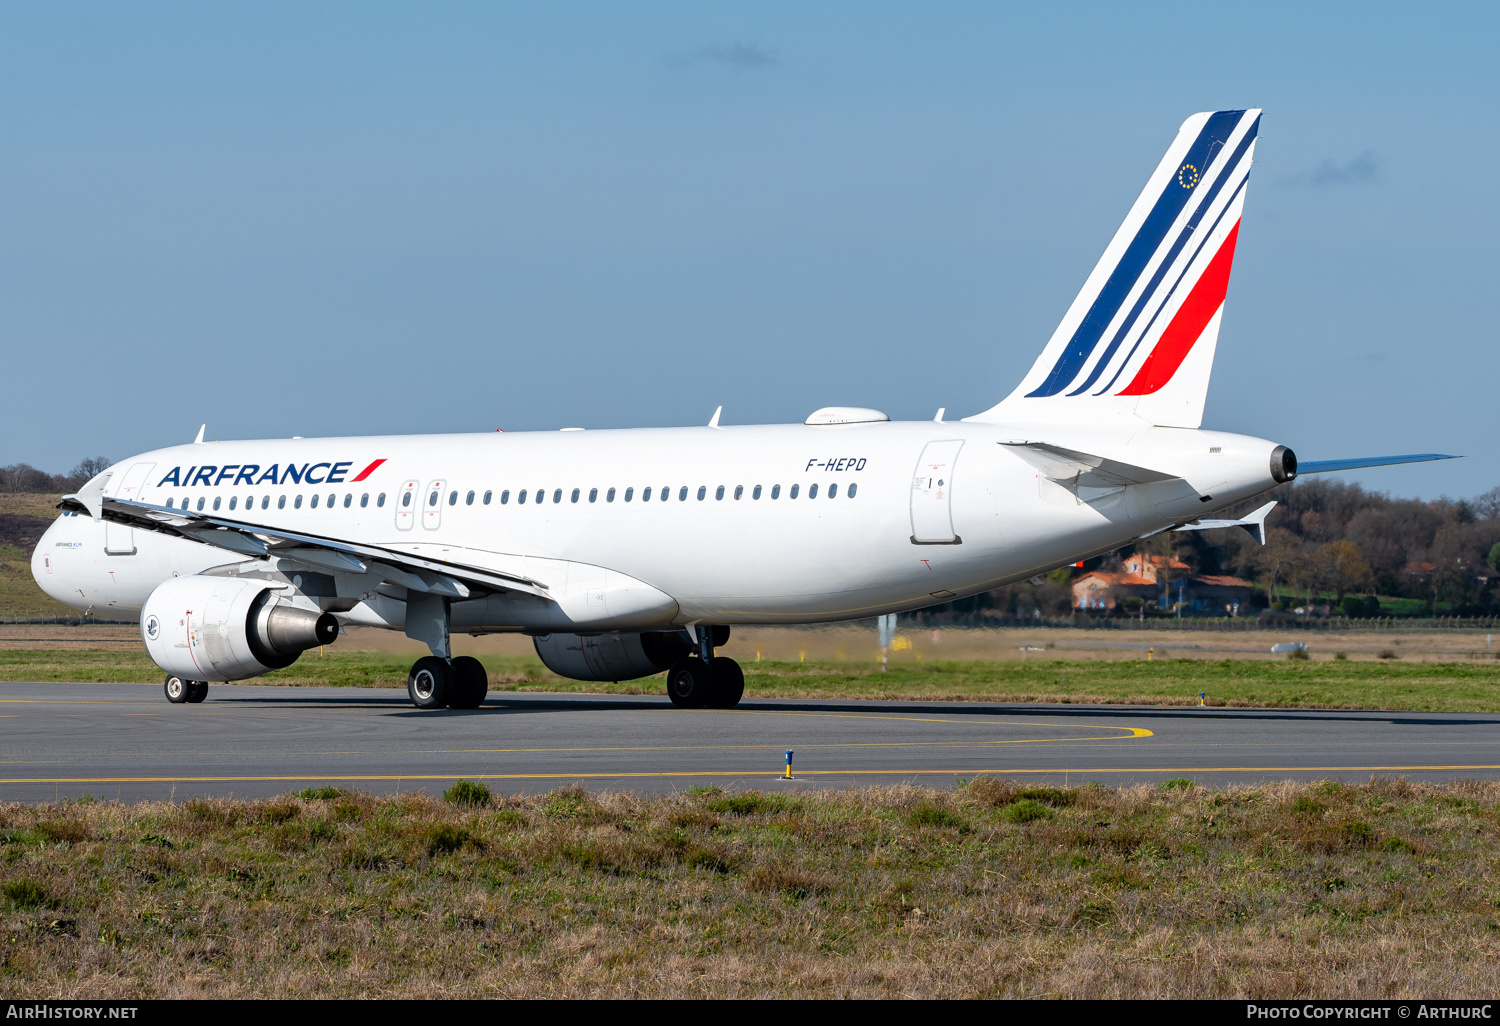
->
[350,458,387,482]
[1117,220,1241,396]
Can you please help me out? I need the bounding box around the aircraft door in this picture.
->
[113,462,156,502]
[423,479,446,530]
[104,522,136,555]
[910,440,964,544]
[395,479,419,531]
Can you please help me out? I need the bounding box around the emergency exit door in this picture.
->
[395,480,419,530]
[909,440,964,544]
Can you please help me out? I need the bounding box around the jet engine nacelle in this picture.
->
[140,576,339,682]
[533,631,693,682]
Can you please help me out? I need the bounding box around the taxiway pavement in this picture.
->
[2,680,1499,801]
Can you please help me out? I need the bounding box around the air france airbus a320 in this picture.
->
[32,109,1453,709]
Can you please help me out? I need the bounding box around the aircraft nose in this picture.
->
[31,517,75,605]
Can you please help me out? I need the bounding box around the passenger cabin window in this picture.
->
[642,487,651,501]
[734,485,743,500]
[753,485,762,499]
[402,492,412,507]
[310,494,319,508]
[294,495,303,508]
[326,493,334,508]
[377,493,386,507]
[428,491,438,507]
[166,498,174,508]
[213,497,222,511]
[466,490,475,505]
[790,484,799,499]
[809,484,819,499]
[571,488,580,503]
[607,487,616,502]
[360,493,369,508]
[448,490,458,506]
[590,488,599,503]
[228,497,237,510]
[553,489,562,503]
[278,496,286,509]
[828,484,837,498]
[714,486,724,500]
[771,485,781,499]
[678,487,688,501]
[483,490,492,505]
[848,483,857,498]
[500,490,509,504]
[344,493,352,508]
[518,489,528,504]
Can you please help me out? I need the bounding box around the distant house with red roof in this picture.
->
[1073,553,1255,613]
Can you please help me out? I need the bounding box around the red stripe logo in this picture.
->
[350,458,387,482]
[1117,220,1241,396]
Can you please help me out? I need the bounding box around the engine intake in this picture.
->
[141,575,339,681]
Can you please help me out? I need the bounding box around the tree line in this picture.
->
[0,458,113,494]
[924,478,1500,620]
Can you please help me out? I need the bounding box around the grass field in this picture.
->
[0,545,75,621]
[4,647,1500,711]
[3,777,1499,998]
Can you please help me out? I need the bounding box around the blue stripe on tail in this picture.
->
[1025,110,1248,398]
[1070,114,1260,396]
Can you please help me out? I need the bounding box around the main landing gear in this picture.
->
[164,676,208,704]
[407,655,489,710]
[666,626,745,709]
[402,593,488,710]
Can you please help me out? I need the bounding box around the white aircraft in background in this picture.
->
[32,108,1453,709]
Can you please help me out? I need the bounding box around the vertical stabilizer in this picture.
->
[967,108,1261,429]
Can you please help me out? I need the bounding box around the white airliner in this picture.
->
[31,109,1453,709]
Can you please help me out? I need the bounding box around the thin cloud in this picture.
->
[1277,150,1382,187]
[665,41,781,71]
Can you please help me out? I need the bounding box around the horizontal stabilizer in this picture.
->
[1297,454,1459,475]
[1174,500,1277,545]
[1001,441,1178,487]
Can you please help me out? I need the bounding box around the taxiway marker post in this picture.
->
[784,750,794,779]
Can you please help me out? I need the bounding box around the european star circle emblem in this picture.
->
[1178,163,1200,189]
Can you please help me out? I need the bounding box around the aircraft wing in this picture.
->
[1000,441,1180,487]
[57,493,549,601]
[1297,453,1459,474]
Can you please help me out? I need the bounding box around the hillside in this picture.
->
[0,494,78,619]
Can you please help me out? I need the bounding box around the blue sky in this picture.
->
[2,2,1494,498]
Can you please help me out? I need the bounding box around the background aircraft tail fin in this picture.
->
[967,108,1261,429]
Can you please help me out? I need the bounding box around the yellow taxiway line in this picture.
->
[2,763,1500,785]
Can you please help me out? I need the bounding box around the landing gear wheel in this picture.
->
[448,656,488,710]
[164,676,190,704]
[708,657,744,708]
[186,680,209,704]
[666,657,714,708]
[408,656,452,710]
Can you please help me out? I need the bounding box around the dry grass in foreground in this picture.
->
[3,778,1500,998]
